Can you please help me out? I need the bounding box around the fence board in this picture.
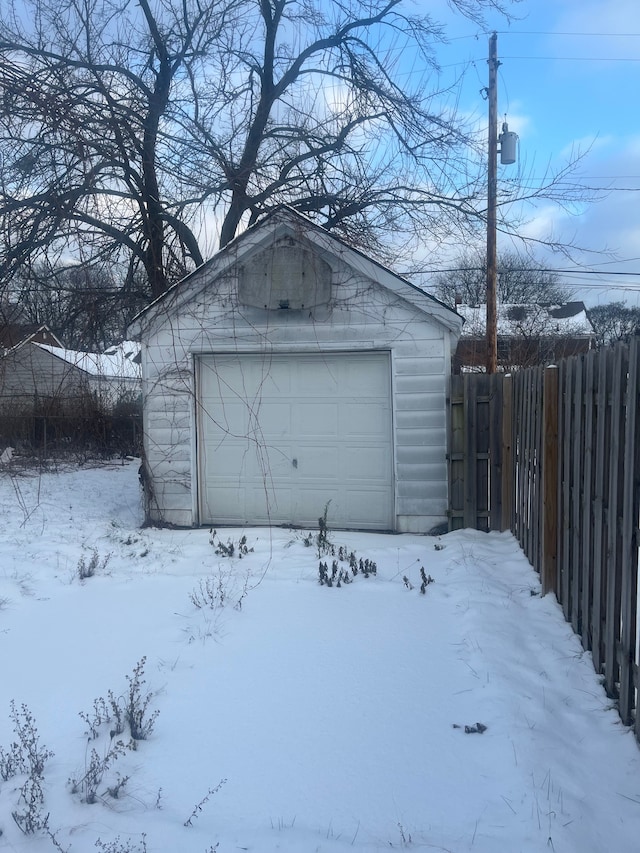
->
[448,375,465,531]
[521,369,532,552]
[475,377,490,530]
[521,370,528,541]
[501,375,513,531]
[542,366,558,595]
[523,369,534,565]
[489,374,503,530]
[515,368,535,560]
[620,336,640,725]
[448,374,502,532]
[604,345,627,698]
[532,367,543,575]
[463,374,479,529]
[580,352,596,651]
[560,359,572,622]
[591,349,612,675]
[570,357,584,635]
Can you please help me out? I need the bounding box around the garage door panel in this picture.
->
[251,402,292,438]
[202,443,249,477]
[340,402,390,437]
[344,489,391,525]
[211,485,294,524]
[202,401,250,436]
[344,361,386,394]
[253,371,292,397]
[293,362,339,395]
[294,445,342,480]
[202,438,294,478]
[294,488,345,523]
[255,443,295,478]
[198,353,393,529]
[293,403,339,437]
[200,365,250,401]
[250,487,294,522]
[203,358,292,399]
[343,446,390,480]
[209,485,248,521]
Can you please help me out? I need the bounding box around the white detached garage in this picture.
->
[131,209,462,533]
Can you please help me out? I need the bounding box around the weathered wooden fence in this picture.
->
[449,372,504,532]
[448,337,640,739]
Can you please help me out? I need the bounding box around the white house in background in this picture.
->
[130,208,462,533]
[0,339,141,413]
[32,341,141,408]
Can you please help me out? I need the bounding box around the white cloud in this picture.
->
[558,134,614,161]
[553,0,640,53]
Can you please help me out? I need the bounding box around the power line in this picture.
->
[554,269,640,277]
[408,270,640,293]
[448,30,640,40]
[502,55,640,62]
[494,30,640,38]
[418,267,640,277]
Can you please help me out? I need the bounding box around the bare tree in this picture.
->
[1,0,581,303]
[434,249,571,307]
[0,0,232,297]
[587,302,640,348]
[7,262,148,350]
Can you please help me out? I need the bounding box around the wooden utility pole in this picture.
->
[486,32,499,374]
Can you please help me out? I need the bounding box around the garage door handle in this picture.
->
[292,458,298,468]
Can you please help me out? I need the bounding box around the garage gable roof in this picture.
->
[130,208,462,336]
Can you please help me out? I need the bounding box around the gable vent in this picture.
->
[238,242,332,310]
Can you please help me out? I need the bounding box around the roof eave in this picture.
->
[129,209,462,338]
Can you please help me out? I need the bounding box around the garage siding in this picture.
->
[139,250,456,532]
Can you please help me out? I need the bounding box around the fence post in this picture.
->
[542,365,559,595]
[501,374,513,531]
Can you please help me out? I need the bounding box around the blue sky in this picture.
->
[421,0,640,306]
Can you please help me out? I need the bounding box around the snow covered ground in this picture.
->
[0,459,638,853]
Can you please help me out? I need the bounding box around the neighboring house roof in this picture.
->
[33,341,141,380]
[456,301,594,338]
[1,338,140,415]
[0,323,64,350]
[129,206,462,338]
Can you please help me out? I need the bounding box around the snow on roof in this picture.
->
[34,340,141,379]
[457,302,594,338]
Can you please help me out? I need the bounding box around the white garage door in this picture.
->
[197,352,393,529]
